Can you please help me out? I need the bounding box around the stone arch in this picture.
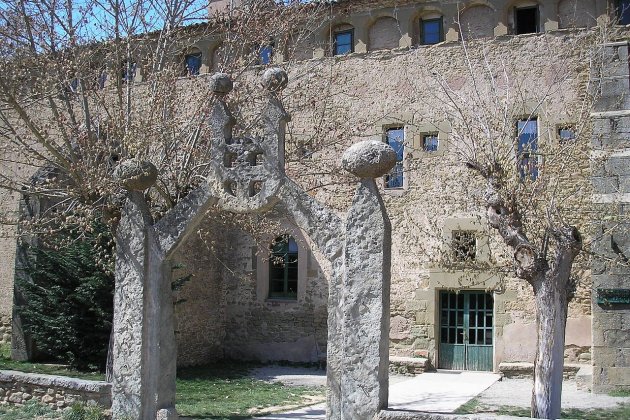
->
[286,29,318,61]
[368,16,401,51]
[558,0,597,28]
[459,4,496,39]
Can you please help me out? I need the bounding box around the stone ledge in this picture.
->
[0,370,111,410]
[498,362,586,379]
[389,357,430,375]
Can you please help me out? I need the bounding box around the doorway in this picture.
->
[438,290,494,371]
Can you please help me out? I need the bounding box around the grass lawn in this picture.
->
[0,343,104,381]
[176,362,325,419]
[455,397,630,419]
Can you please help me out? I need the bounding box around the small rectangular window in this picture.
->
[423,133,439,152]
[121,61,136,82]
[452,231,476,262]
[515,6,539,34]
[334,30,354,55]
[517,118,539,180]
[421,18,442,45]
[385,127,404,189]
[558,125,576,143]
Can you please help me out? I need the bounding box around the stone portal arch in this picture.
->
[111,69,396,420]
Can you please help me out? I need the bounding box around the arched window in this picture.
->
[369,16,400,51]
[184,48,202,76]
[269,235,298,299]
[419,14,443,45]
[332,24,354,55]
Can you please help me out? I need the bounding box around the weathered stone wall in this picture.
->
[0,370,110,410]
[171,219,227,367]
[591,41,630,392]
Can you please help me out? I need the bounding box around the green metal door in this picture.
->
[438,290,494,371]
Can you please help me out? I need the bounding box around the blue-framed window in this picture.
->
[184,51,202,76]
[269,236,298,300]
[333,29,354,55]
[421,18,442,45]
[618,1,630,24]
[385,127,404,189]
[517,119,539,180]
[423,133,439,152]
[259,44,273,65]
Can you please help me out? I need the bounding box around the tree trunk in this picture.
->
[531,273,570,419]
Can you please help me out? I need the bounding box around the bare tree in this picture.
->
[422,24,617,419]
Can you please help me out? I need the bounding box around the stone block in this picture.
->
[605,157,630,177]
[606,367,630,385]
[592,176,619,194]
[576,365,593,391]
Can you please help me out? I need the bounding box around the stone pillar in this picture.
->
[112,190,177,419]
[591,41,630,393]
[338,140,395,419]
[341,178,391,419]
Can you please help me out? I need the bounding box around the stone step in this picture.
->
[389,356,430,375]
[499,362,589,379]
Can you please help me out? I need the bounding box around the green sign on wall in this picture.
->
[597,289,630,305]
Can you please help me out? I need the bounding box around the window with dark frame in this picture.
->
[121,61,136,82]
[333,29,354,55]
[619,0,630,25]
[517,118,539,180]
[421,18,442,45]
[184,51,202,76]
[423,133,439,152]
[558,125,576,143]
[515,6,539,34]
[269,236,298,300]
[452,231,476,262]
[384,127,404,189]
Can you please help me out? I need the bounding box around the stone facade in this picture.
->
[0,370,111,410]
[591,41,630,393]
[2,0,630,400]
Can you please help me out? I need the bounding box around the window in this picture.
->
[558,125,576,143]
[333,29,354,55]
[423,133,439,152]
[269,236,298,300]
[121,61,136,82]
[259,44,273,65]
[517,118,539,180]
[452,231,476,261]
[515,6,539,34]
[421,18,442,45]
[384,127,404,189]
[184,51,202,76]
[618,0,630,25]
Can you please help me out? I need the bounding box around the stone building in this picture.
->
[2,0,630,393]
